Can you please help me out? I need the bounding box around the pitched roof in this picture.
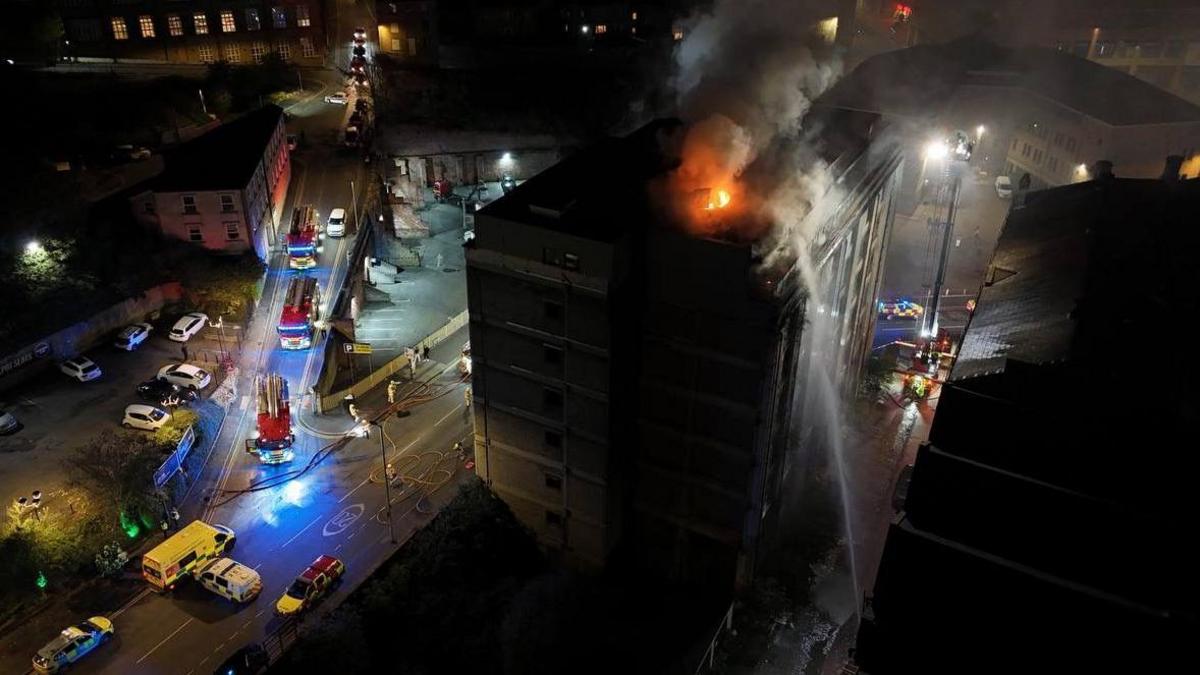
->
[151,105,283,192]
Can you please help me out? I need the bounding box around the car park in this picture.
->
[324,91,349,105]
[326,207,347,237]
[32,616,114,673]
[168,312,209,342]
[122,404,170,431]
[0,408,19,435]
[158,363,212,390]
[195,558,263,603]
[113,322,153,351]
[59,357,102,382]
[137,378,197,407]
[275,554,345,616]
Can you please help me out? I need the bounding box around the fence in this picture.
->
[317,310,469,413]
[693,602,734,674]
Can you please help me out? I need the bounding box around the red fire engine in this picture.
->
[278,276,320,350]
[286,205,319,270]
[247,373,294,464]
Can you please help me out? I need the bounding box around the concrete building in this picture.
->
[56,0,327,65]
[132,105,289,260]
[852,164,1200,673]
[465,112,901,589]
[819,38,1200,198]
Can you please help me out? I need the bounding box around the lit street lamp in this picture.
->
[25,240,43,255]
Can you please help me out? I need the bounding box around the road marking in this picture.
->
[281,513,324,549]
[214,642,225,653]
[434,402,463,427]
[323,503,364,536]
[137,617,194,664]
[110,587,152,618]
[256,609,266,618]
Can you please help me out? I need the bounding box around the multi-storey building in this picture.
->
[852,161,1200,673]
[131,104,289,260]
[56,0,327,65]
[373,1,437,64]
[465,111,901,588]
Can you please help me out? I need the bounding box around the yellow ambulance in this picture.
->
[141,520,236,591]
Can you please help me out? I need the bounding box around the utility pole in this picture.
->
[364,415,396,544]
[350,179,358,233]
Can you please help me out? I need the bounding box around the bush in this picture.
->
[155,408,199,448]
[94,542,129,578]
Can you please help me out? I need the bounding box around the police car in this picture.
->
[878,299,924,320]
[32,617,114,673]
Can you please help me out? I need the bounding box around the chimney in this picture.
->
[1091,160,1114,180]
[1161,155,1184,182]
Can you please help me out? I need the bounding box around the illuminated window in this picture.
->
[251,41,268,63]
[277,42,290,61]
[167,14,183,37]
[197,43,214,62]
[391,38,401,51]
[220,10,236,33]
[246,8,261,31]
[631,11,637,20]
[224,43,241,63]
[272,7,287,29]
[672,27,684,41]
[595,24,607,34]
[111,17,129,40]
[193,12,208,35]
[138,15,155,38]
[300,36,315,58]
[296,5,310,27]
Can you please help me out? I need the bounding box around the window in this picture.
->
[194,12,208,35]
[111,17,129,40]
[220,194,236,212]
[407,37,416,54]
[545,473,563,490]
[545,511,562,527]
[543,299,563,321]
[272,7,287,29]
[543,344,563,365]
[563,253,579,271]
[296,5,311,27]
[143,199,156,214]
[277,42,291,61]
[181,195,197,214]
[167,14,183,36]
[391,38,401,51]
[139,15,155,38]
[544,431,562,449]
[198,43,215,62]
[632,11,637,20]
[595,24,607,34]
[543,388,563,410]
[673,27,684,41]
[224,43,241,62]
[246,8,261,31]
[220,10,236,33]
[178,551,198,570]
[251,41,268,63]
[300,36,316,58]
[225,222,241,240]
[187,225,203,242]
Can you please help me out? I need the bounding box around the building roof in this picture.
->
[820,38,1200,127]
[151,105,283,193]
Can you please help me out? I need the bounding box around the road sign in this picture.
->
[343,342,373,354]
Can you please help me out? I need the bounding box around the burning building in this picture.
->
[464,104,902,588]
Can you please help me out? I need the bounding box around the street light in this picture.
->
[976,125,986,141]
[25,240,42,254]
[923,139,948,161]
[356,412,397,544]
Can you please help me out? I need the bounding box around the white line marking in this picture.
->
[281,513,323,549]
[137,617,194,664]
[434,403,463,427]
[110,588,152,618]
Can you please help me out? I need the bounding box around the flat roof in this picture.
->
[151,105,283,192]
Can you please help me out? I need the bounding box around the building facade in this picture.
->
[466,113,901,589]
[132,105,289,260]
[57,0,327,65]
[373,0,437,64]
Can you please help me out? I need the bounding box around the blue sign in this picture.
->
[153,426,196,489]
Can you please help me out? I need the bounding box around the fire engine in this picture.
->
[278,276,320,349]
[247,374,294,464]
[286,205,319,269]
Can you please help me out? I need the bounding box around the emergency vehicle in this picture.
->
[247,373,295,464]
[286,205,319,269]
[141,520,236,591]
[278,276,320,349]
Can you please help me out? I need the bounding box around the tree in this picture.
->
[94,542,129,578]
[155,408,199,447]
[172,251,264,316]
[64,430,162,523]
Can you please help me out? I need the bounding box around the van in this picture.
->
[141,521,236,591]
[995,175,1013,198]
[326,208,347,237]
[195,558,262,603]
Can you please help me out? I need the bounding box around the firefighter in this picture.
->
[387,380,398,405]
[454,441,466,461]
[464,387,472,407]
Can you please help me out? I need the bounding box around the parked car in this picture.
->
[353,34,366,46]
[137,378,197,407]
[158,363,212,390]
[113,322,153,351]
[878,299,924,320]
[353,72,368,87]
[995,174,1013,198]
[275,555,345,616]
[32,617,114,673]
[169,312,209,342]
[195,558,263,603]
[212,643,269,675]
[0,408,19,435]
[353,26,367,39]
[324,91,349,105]
[59,357,102,382]
[326,207,347,237]
[501,174,517,194]
[122,404,170,432]
[350,55,366,72]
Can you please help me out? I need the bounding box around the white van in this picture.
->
[326,208,347,237]
[995,175,1013,199]
[194,558,262,603]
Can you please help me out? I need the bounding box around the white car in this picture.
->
[995,175,1013,199]
[324,91,349,105]
[326,208,347,237]
[168,312,208,342]
[59,357,102,382]
[122,404,170,431]
[157,363,212,390]
[113,322,152,351]
[0,408,18,435]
